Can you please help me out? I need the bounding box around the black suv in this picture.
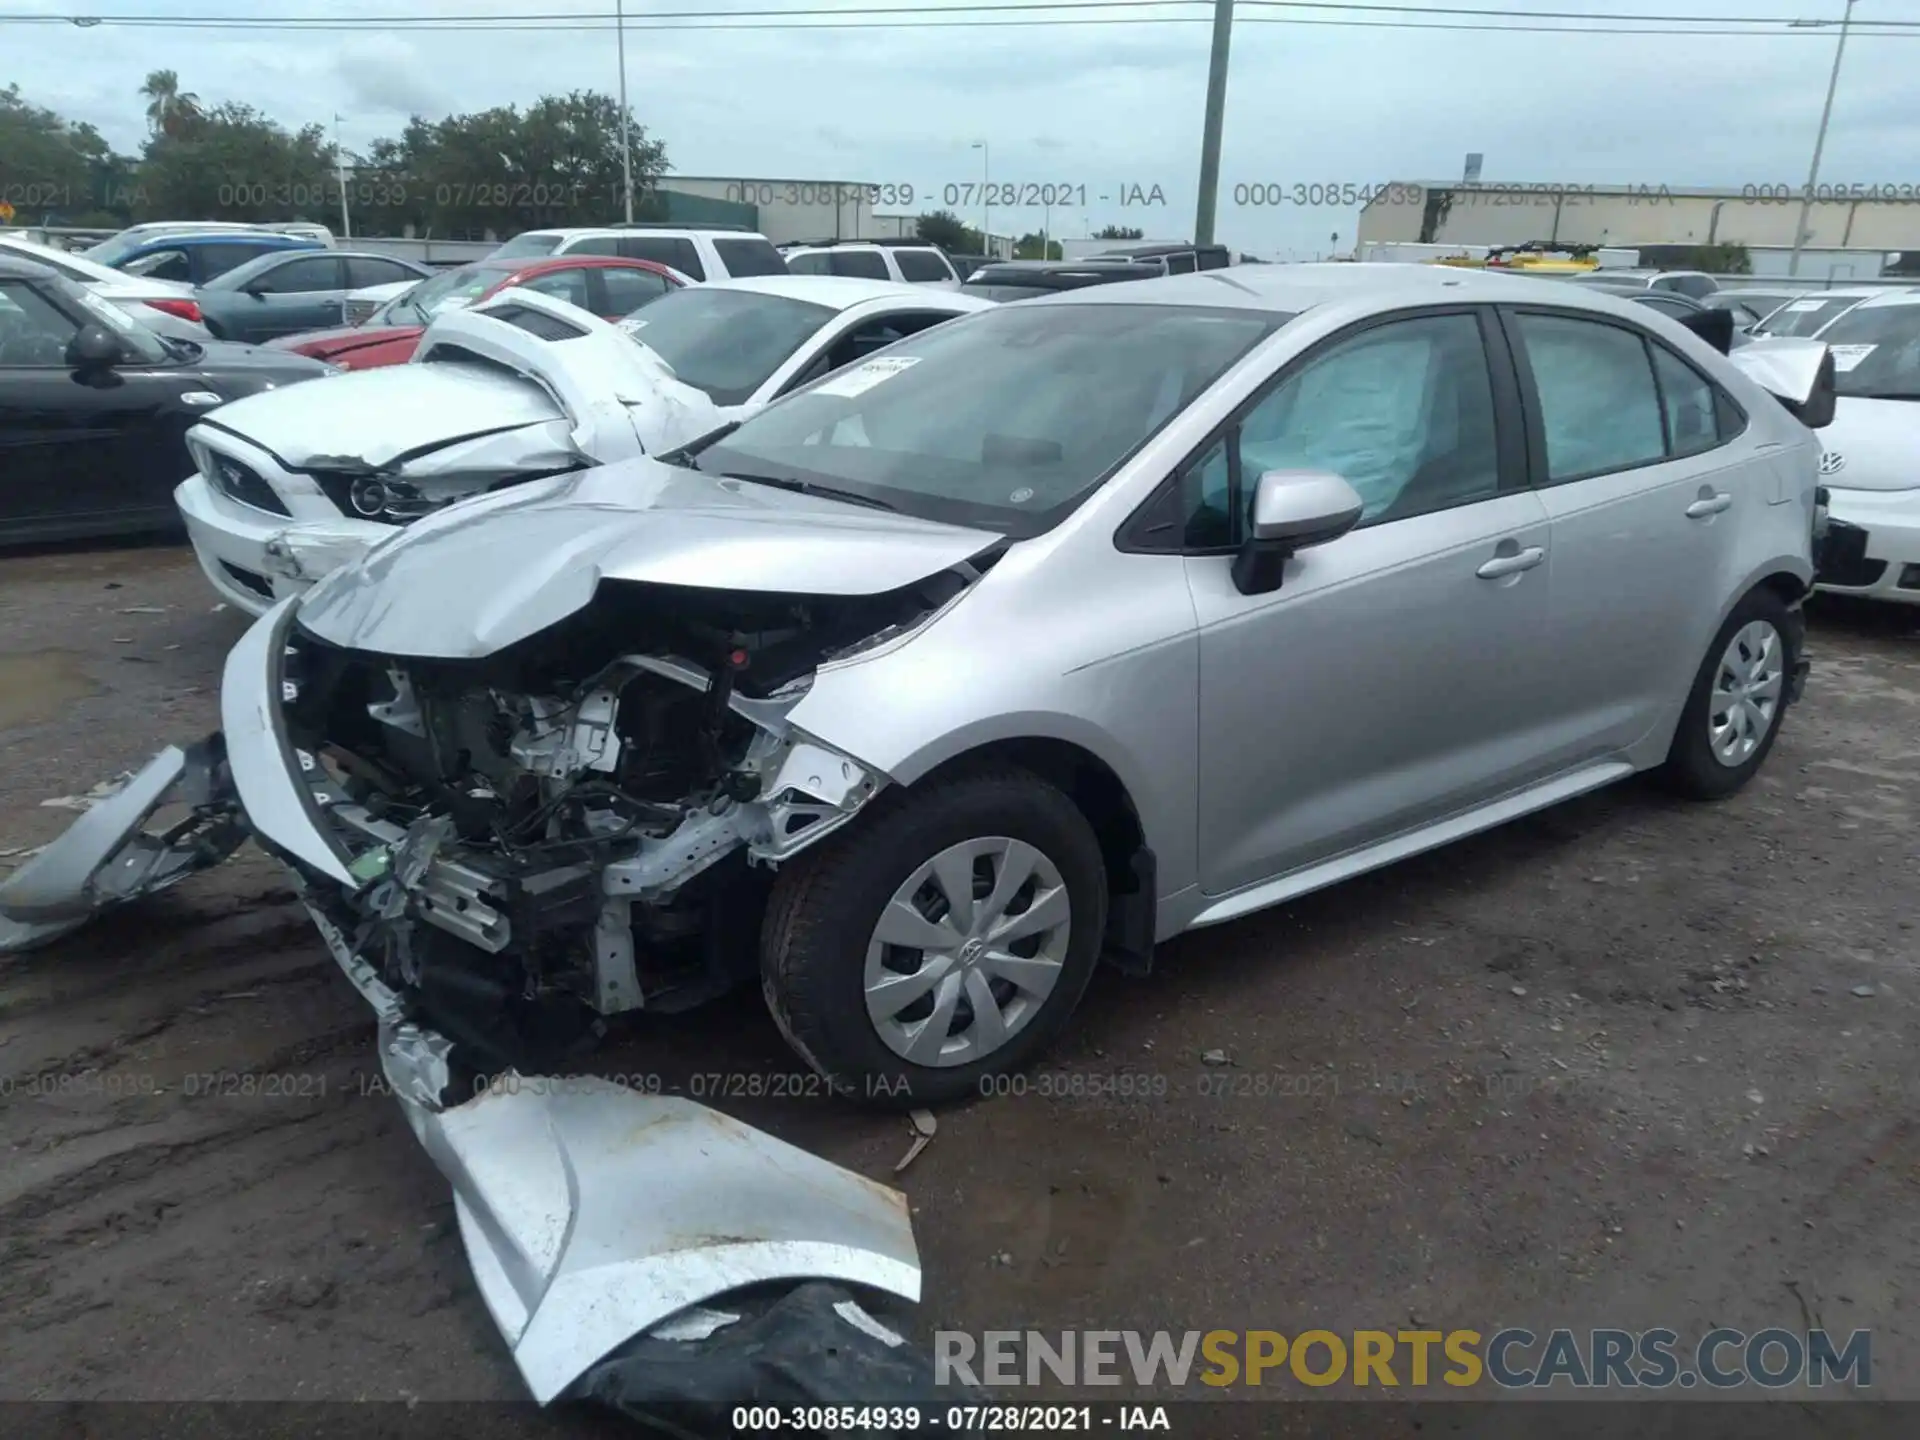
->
[960,259,1164,302]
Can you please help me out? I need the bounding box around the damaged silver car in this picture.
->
[8,266,1836,1112]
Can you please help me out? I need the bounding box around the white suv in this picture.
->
[779,240,960,288]
[488,224,787,283]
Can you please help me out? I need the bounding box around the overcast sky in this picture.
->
[7,0,1918,256]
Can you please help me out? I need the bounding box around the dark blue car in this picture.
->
[108,232,325,287]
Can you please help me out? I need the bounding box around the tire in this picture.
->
[1660,587,1800,800]
[761,764,1107,1108]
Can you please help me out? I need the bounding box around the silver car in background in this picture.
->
[2,264,1831,1112]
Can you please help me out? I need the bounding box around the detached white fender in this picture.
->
[415,287,724,459]
[1729,337,1837,426]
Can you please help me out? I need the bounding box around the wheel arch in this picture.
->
[904,734,1159,976]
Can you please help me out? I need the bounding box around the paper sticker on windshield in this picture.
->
[620,317,648,333]
[815,356,921,398]
[1828,344,1876,372]
[1783,299,1828,314]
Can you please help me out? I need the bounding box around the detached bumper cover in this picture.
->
[308,901,923,1405]
[0,738,246,953]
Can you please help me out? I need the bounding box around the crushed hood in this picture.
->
[195,361,566,471]
[1816,396,1920,494]
[294,458,1002,658]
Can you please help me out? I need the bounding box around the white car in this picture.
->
[780,241,961,288]
[174,277,993,613]
[1803,291,1920,604]
[0,233,212,342]
[487,225,789,283]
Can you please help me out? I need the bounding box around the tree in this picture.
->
[0,84,137,223]
[1094,224,1143,241]
[140,70,203,140]
[362,92,668,237]
[1014,232,1062,260]
[139,101,334,222]
[915,209,971,251]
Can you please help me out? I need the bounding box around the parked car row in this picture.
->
[3,265,1839,1128]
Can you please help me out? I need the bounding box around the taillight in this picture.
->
[143,297,203,324]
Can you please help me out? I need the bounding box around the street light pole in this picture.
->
[332,113,351,240]
[1788,0,1857,278]
[972,141,990,256]
[617,0,634,223]
[1194,0,1234,246]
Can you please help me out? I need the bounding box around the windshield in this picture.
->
[618,287,835,405]
[59,278,173,363]
[1756,295,1863,338]
[388,263,507,324]
[82,233,155,267]
[691,302,1282,536]
[489,233,564,261]
[1814,303,1920,399]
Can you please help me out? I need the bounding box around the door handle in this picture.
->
[1686,492,1733,518]
[1476,545,1545,580]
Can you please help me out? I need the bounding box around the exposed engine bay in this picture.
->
[278,573,971,1071]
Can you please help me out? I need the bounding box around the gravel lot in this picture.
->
[2,542,1916,1415]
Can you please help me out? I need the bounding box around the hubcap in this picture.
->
[1709,619,1784,767]
[863,836,1071,1068]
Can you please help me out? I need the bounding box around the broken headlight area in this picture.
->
[275,579,962,1066]
[305,465,575,526]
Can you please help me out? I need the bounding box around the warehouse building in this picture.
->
[1358,182,1920,278]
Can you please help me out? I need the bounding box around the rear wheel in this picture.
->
[1660,588,1798,800]
[761,766,1107,1107]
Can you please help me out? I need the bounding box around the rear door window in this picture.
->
[252,255,347,294]
[346,257,420,288]
[895,249,956,283]
[597,266,673,316]
[618,235,704,280]
[1164,252,1198,275]
[202,243,289,279]
[120,248,191,282]
[712,237,789,277]
[1512,312,1667,482]
[828,250,890,280]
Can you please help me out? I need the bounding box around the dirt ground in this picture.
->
[3,542,1917,1420]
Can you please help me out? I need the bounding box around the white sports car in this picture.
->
[1803,291,1920,604]
[173,277,994,614]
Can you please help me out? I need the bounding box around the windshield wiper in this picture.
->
[720,470,898,512]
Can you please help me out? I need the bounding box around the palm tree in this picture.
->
[140,70,202,138]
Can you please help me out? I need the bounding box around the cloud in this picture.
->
[3,0,1911,254]
[332,37,449,122]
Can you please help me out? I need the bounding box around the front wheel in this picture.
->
[760,766,1107,1107]
[1660,588,1800,800]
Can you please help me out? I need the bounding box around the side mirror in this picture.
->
[66,324,125,373]
[1675,307,1735,355]
[1230,469,1365,597]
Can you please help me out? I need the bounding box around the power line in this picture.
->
[11,11,1920,35]
[10,1,1920,31]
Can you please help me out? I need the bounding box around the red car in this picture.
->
[266,255,686,370]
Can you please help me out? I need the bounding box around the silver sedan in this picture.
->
[2,264,1832,1108]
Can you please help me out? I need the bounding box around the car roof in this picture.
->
[126,232,318,251]
[0,254,59,281]
[520,226,769,240]
[1843,289,1920,310]
[706,274,990,310]
[484,253,674,275]
[1091,242,1223,257]
[1025,261,1637,314]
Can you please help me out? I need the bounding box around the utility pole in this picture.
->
[972,141,990,256]
[1193,0,1234,246]
[1788,0,1857,278]
[333,114,351,240]
[617,0,634,223]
